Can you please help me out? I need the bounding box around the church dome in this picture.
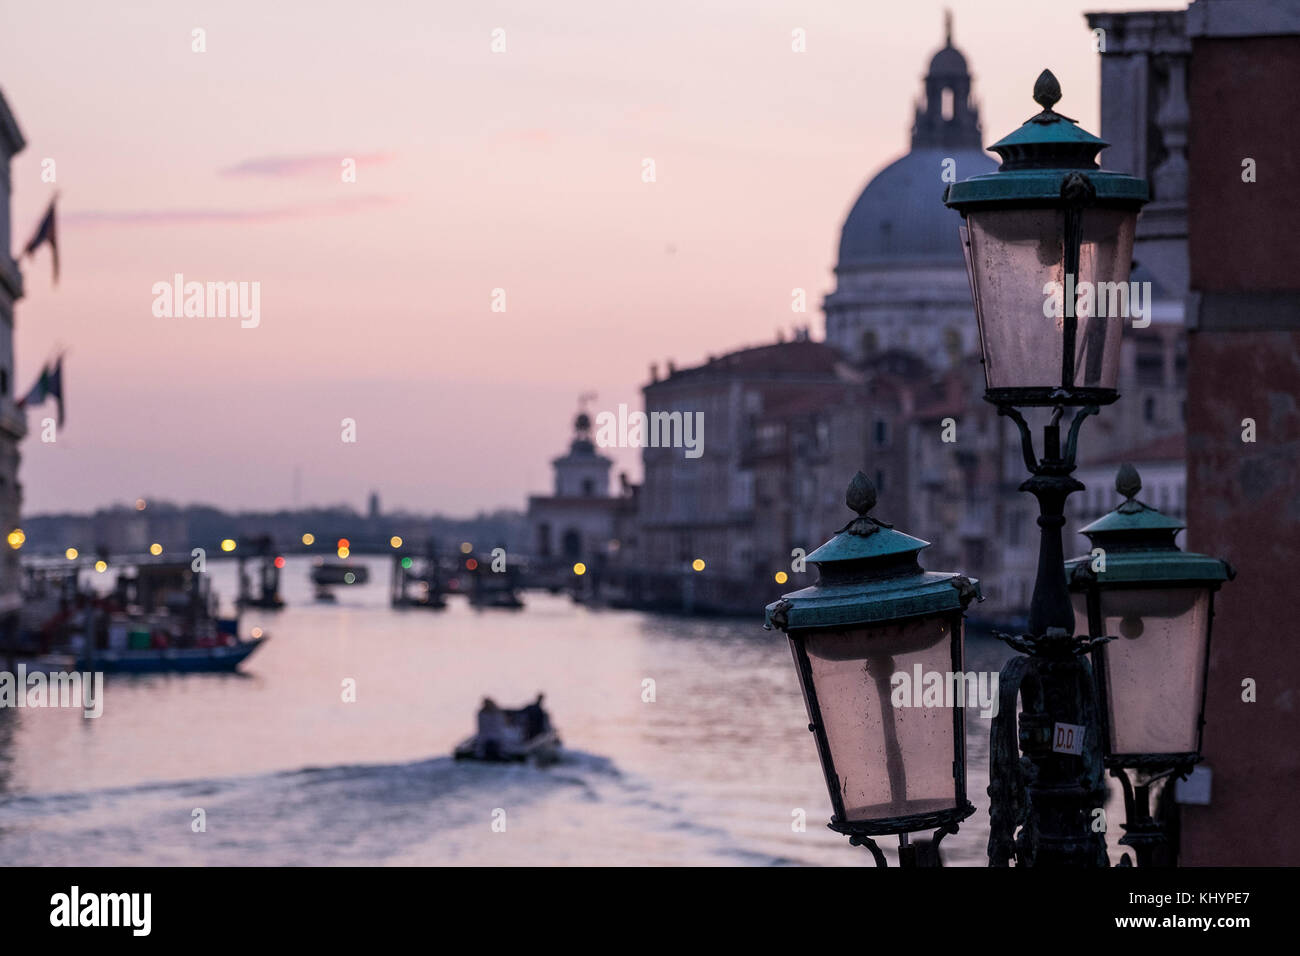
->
[835,18,995,271]
[928,44,968,78]
[838,147,996,269]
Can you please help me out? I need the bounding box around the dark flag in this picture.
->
[23,197,58,283]
[18,355,64,425]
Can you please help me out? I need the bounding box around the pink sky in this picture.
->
[1,0,1184,515]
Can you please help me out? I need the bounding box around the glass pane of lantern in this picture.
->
[1076,588,1211,756]
[801,615,961,821]
[964,206,1137,392]
[965,208,1064,392]
[1072,208,1137,390]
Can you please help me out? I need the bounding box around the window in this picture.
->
[756,422,784,453]
[582,478,595,497]
[1136,352,1164,388]
[562,530,582,559]
[943,327,963,362]
[874,419,889,447]
[1143,396,1156,422]
[875,470,886,494]
[942,87,954,121]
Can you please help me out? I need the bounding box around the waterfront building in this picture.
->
[0,90,28,628]
[628,337,858,612]
[525,406,625,589]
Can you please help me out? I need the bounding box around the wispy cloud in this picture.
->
[63,194,399,227]
[219,152,396,178]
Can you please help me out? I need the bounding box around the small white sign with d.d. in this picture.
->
[1052,722,1086,755]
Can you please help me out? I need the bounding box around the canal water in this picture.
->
[0,556,1034,866]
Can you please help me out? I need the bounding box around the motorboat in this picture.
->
[453,695,561,765]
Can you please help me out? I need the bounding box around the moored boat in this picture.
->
[311,561,370,586]
[78,635,267,674]
[469,589,524,609]
[468,565,524,609]
[237,538,286,610]
[47,561,270,675]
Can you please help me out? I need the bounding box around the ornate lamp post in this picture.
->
[768,71,1234,869]
[941,69,1148,867]
[765,472,981,866]
[1066,464,1234,866]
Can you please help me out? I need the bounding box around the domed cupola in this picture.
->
[824,15,996,367]
[912,12,982,152]
[571,410,594,454]
[836,16,994,271]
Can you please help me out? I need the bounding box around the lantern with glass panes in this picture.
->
[944,68,1148,409]
[765,472,981,867]
[1065,464,1233,866]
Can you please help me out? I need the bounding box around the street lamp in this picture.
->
[945,69,1147,408]
[1066,463,1233,865]
[769,71,1226,869]
[766,472,981,866]
[941,70,1149,866]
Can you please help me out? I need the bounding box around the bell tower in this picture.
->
[911,13,983,151]
[552,396,612,499]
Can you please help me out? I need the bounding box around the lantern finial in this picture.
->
[846,471,877,516]
[1033,69,1061,111]
[1116,463,1142,501]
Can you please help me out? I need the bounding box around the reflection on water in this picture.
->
[0,556,1014,866]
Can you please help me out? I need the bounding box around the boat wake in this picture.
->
[0,748,802,866]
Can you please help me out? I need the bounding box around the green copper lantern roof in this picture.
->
[944,69,1149,210]
[803,471,931,566]
[1066,464,1233,588]
[765,472,980,631]
[987,70,1107,168]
